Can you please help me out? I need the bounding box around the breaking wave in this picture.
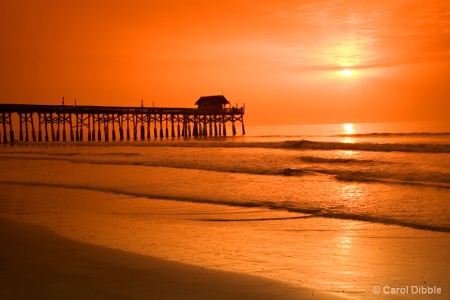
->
[1,180,449,233]
[10,139,450,153]
[299,156,374,164]
[2,150,450,190]
[334,132,450,138]
[281,140,450,153]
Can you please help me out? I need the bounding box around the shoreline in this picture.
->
[0,217,341,300]
[1,183,449,299]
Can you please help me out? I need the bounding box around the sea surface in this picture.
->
[2,121,449,232]
[1,121,450,298]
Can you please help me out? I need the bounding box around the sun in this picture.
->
[341,69,353,77]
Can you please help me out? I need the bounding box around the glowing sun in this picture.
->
[341,69,353,77]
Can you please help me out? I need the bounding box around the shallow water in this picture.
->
[1,121,450,232]
[1,184,449,299]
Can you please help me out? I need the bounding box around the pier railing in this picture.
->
[0,104,245,143]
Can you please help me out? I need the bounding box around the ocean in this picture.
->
[1,120,450,298]
[2,121,449,231]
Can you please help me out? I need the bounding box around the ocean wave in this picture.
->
[0,149,80,157]
[315,211,450,233]
[282,140,450,153]
[99,152,141,157]
[334,173,450,189]
[334,132,450,138]
[10,139,450,153]
[1,180,448,233]
[299,155,374,164]
[2,151,449,190]
[177,139,450,153]
[302,167,450,189]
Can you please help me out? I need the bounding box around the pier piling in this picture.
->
[0,102,245,143]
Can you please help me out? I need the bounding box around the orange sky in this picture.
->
[1,0,449,125]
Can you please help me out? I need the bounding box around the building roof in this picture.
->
[195,95,229,105]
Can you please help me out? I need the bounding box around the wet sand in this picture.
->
[0,184,345,300]
[0,217,337,300]
[1,183,449,299]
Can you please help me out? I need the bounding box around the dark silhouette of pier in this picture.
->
[0,96,245,143]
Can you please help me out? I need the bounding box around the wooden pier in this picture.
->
[0,96,245,143]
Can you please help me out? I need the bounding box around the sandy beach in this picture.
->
[0,184,347,300]
[0,217,337,300]
[1,183,449,299]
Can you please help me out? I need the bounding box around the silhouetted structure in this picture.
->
[0,96,245,143]
[195,95,229,113]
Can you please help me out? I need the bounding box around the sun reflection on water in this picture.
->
[341,184,364,203]
[341,123,356,143]
[333,221,360,279]
[343,123,355,134]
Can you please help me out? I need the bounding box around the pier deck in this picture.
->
[0,103,245,143]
